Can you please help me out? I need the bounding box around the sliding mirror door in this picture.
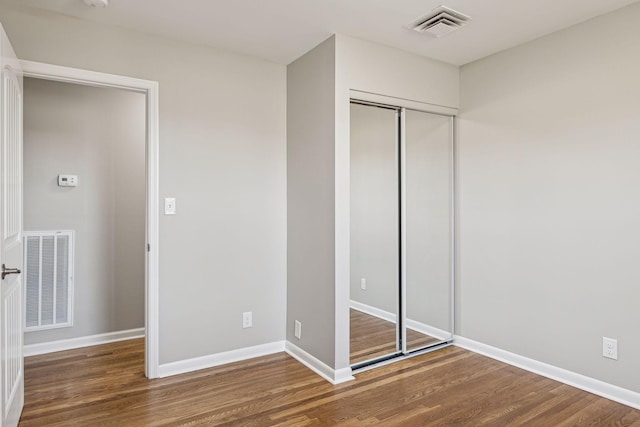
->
[403,110,454,353]
[349,100,455,368]
[350,102,400,365]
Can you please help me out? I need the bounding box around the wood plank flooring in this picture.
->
[19,339,640,426]
[350,309,440,364]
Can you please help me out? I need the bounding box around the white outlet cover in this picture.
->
[294,320,302,339]
[602,337,618,360]
[242,311,252,329]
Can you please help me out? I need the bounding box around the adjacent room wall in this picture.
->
[23,78,145,344]
[458,2,640,392]
[0,3,287,365]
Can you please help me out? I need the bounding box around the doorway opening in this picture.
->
[20,61,159,378]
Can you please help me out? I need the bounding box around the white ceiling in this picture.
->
[10,0,640,65]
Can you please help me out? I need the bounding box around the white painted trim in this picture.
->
[285,341,354,385]
[399,107,407,354]
[19,60,156,94]
[350,90,458,116]
[144,70,160,381]
[350,300,396,323]
[455,336,640,410]
[158,341,285,378]
[19,60,161,379]
[405,319,451,341]
[449,116,456,337]
[334,366,355,384]
[24,328,144,357]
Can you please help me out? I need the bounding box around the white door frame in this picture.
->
[19,60,160,378]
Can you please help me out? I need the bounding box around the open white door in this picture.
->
[0,23,23,427]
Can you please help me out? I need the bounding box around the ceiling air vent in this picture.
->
[406,5,471,38]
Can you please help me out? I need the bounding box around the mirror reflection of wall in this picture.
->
[404,110,453,352]
[349,100,454,368]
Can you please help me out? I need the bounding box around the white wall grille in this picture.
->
[23,231,74,331]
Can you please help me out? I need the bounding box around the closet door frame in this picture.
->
[349,90,457,371]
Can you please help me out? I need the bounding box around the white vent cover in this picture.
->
[83,0,109,8]
[24,231,74,331]
[406,5,471,38]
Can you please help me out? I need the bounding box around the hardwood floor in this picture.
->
[350,309,440,364]
[19,339,640,426]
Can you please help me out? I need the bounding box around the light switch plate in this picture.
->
[164,197,176,215]
[242,311,252,329]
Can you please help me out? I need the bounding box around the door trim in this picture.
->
[19,60,160,378]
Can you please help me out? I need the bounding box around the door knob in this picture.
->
[1,264,21,280]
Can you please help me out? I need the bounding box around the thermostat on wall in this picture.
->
[58,175,78,187]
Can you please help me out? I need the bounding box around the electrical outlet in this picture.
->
[602,337,618,360]
[360,278,367,290]
[242,311,252,329]
[294,320,302,339]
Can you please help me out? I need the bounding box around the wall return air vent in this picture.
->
[406,5,471,38]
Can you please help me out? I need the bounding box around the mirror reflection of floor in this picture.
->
[350,309,441,364]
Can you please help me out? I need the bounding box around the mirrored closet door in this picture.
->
[350,102,400,364]
[349,100,454,369]
[402,109,454,354]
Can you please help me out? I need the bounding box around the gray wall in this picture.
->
[286,36,337,367]
[458,2,640,392]
[335,35,460,109]
[23,78,145,344]
[0,3,287,364]
[350,103,398,315]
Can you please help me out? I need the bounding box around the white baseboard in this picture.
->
[285,341,354,385]
[350,300,396,323]
[405,319,451,341]
[24,328,145,357]
[454,335,640,410]
[158,341,285,378]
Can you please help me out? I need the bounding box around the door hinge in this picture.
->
[147,243,151,252]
